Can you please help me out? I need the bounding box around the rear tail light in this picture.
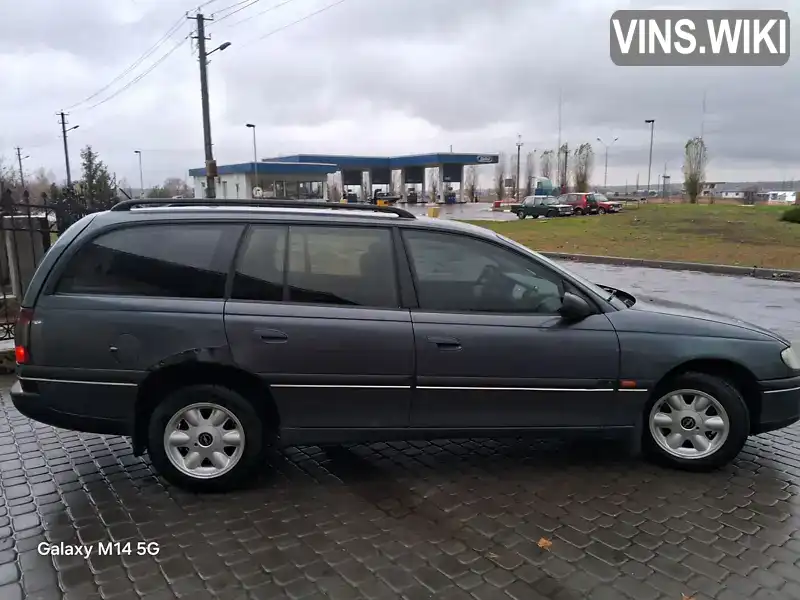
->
[14,307,34,365]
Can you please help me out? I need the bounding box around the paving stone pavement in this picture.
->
[1,267,800,600]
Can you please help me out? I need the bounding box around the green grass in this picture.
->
[468,204,800,270]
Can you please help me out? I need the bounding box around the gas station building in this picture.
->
[189,152,499,202]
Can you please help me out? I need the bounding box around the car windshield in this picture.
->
[594,194,608,202]
[493,233,629,310]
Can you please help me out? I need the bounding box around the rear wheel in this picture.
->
[516,210,526,219]
[642,372,749,471]
[147,384,267,492]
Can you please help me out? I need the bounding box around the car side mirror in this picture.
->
[558,292,593,321]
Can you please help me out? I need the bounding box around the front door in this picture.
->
[224,224,414,432]
[401,229,622,429]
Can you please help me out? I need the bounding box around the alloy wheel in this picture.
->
[163,402,245,479]
[648,389,730,459]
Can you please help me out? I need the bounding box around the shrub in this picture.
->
[780,206,800,223]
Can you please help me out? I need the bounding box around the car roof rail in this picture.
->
[109,198,417,219]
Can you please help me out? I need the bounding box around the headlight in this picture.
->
[781,346,800,370]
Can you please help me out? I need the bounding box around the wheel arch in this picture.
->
[133,361,279,455]
[651,358,761,432]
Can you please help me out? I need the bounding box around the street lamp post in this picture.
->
[645,119,655,194]
[134,150,144,197]
[596,136,618,188]
[515,134,523,202]
[246,123,257,198]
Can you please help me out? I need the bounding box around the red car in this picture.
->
[557,193,623,215]
[557,193,598,215]
[593,193,624,214]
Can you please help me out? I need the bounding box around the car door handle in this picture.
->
[427,336,461,350]
[255,329,288,343]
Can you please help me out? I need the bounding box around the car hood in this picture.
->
[597,285,789,344]
[549,203,572,209]
[626,294,789,344]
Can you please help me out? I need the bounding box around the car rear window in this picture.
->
[55,224,239,299]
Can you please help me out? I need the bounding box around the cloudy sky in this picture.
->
[1,0,797,190]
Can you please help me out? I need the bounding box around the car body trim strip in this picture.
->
[20,377,138,387]
[763,386,800,394]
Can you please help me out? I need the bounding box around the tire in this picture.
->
[642,372,749,472]
[516,211,526,219]
[147,384,267,492]
[574,208,583,216]
[598,208,606,214]
[546,210,557,218]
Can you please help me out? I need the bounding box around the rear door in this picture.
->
[224,224,414,432]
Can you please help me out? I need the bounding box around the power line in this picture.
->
[65,14,188,110]
[216,0,299,29]
[83,35,189,111]
[212,0,261,21]
[239,0,349,48]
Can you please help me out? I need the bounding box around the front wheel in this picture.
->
[147,384,267,492]
[546,210,557,218]
[598,208,606,214]
[574,208,583,216]
[516,210,526,219]
[642,372,749,471]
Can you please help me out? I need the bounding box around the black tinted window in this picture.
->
[403,230,564,314]
[231,226,287,302]
[56,224,236,299]
[287,226,398,308]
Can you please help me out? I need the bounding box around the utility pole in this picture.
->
[15,147,28,189]
[191,14,231,199]
[515,135,523,201]
[645,119,655,193]
[134,150,144,197]
[556,88,562,186]
[58,112,78,187]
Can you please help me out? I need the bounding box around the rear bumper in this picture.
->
[11,378,133,436]
[754,375,800,434]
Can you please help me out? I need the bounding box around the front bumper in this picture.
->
[754,374,800,434]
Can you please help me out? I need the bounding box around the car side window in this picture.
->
[286,226,398,308]
[403,230,564,314]
[231,226,287,302]
[55,224,236,299]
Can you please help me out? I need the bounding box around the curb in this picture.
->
[542,252,800,282]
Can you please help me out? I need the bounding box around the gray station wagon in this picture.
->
[11,199,800,492]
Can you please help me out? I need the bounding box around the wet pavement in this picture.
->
[1,266,800,600]
[402,203,518,221]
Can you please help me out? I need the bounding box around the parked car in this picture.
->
[558,193,600,215]
[11,199,800,491]
[593,194,624,214]
[516,196,574,219]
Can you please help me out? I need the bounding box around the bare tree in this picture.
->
[558,143,569,190]
[464,166,479,202]
[509,154,519,200]
[494,153,506,201]
[540,150,554,180]
[428,167,439,202]
[525,152,536,195]
[683,137,708,204]
[329,181,342,203]
[573,143,594,192]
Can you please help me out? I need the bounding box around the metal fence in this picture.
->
[0,187,106,341]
